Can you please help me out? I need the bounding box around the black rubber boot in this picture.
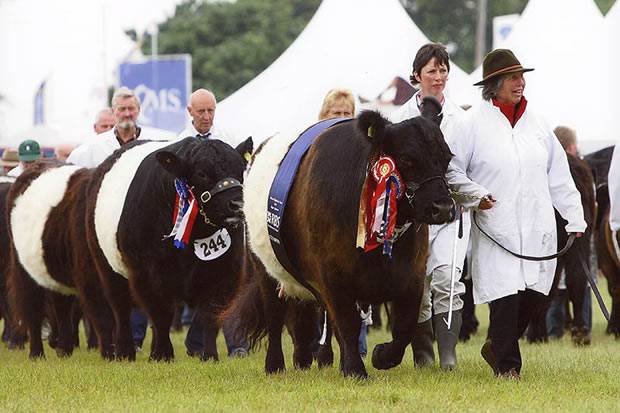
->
[433,310,462,370]
[411,320,435,367]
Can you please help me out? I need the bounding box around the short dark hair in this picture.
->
[410,43,451,85]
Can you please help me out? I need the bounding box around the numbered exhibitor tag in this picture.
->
[193,228,231,261]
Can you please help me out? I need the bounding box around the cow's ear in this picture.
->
[235,136,253,165]
[156,151,189,178]
[420,96,442,126]
[357,110,388,145]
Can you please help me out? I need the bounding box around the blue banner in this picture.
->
[34,80,45,125]
[119,55,191,132]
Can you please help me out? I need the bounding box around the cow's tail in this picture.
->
[219,252,268,350]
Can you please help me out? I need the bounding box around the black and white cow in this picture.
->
[239,98,455,378]
[85,137,251,361]
[5,161,116,359]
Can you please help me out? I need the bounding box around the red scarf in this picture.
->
[492,96,527,127]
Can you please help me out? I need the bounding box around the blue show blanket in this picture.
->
[267,117,353,275]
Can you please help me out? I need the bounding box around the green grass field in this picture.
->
[0,287,618,413]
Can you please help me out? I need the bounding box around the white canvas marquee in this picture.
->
[216,0,476,146]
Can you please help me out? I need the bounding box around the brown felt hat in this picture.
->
[1,149,19,168]
[474,49,534,86]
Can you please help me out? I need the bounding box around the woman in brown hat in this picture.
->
[446,49,586,379]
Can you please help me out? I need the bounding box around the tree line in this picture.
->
[141,0,615,100]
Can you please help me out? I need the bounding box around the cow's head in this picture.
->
[156,137,253,227]
[357,97,454,224]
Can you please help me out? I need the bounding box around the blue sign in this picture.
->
[119,55,191,132]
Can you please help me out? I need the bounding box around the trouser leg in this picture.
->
[546,289,566,338]
[489,289,546,375]
[430,265,465,315]
[417,274,432,323]
[130,308,148,348]
[489,293,521,374]
[223,314,249,356]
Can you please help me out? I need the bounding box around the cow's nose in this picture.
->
[430,201,455,223]
[229,199,244,214]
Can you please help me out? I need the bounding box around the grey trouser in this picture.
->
[418,264,465,323]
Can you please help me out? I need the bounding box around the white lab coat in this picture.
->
[66,129,123,168]
[608,142,620,232]
[390,92,470,274]
[446,99,587,304]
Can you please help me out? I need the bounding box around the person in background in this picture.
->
[318,89,355,119]
[66,87,142,168]
[1,149,19,176]
[7,140,42,177]
[448,49,586,379]
[180,87,250,358]
[176,88,219,141]
[93,108,115,134]
[65,87,148,350]
[390,42,468,370]
[545,126,594,340]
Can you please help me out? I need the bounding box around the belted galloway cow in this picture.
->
[240,97,455,378]
[5,161,116,359]
[85,137,251,361]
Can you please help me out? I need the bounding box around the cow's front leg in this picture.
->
[372,293,420,370]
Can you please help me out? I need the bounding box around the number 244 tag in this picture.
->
[193,228,231,261]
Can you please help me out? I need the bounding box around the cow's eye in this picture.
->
[196,171,207,179]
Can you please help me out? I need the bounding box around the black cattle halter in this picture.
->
[404,175,446,207]
[196,177,242,226]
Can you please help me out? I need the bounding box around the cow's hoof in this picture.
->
[372,342,404,370]
[571,327,592,346]
[265,349,285,374]
[149,351,174,362]
[342,366,368,380]
[293,350,313,370]
[29,351,45,360]
[316,346,334,368]
[265,364,285,375]
[198,352,218,362]
[56,347,73,358]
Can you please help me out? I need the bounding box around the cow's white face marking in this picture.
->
[94,141,171,278]
[243,130,315,300]
[11,165,81,295]
[193,228,231,261]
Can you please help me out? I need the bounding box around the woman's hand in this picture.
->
[572,232,584,238]
[478,194,496,210]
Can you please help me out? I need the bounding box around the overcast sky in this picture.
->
[0,0,184,145]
